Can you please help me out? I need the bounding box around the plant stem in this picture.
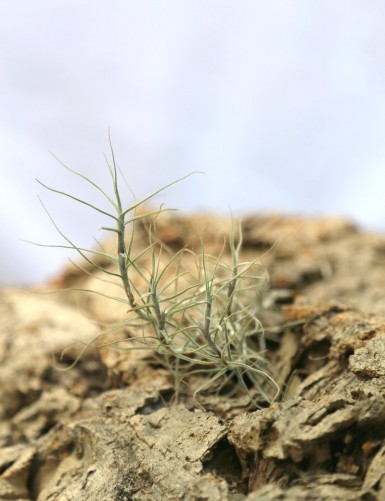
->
[117,211,136,308]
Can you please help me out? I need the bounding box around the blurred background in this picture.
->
[2,1,385,286]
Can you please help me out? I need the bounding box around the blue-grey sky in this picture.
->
[2,1,385,285]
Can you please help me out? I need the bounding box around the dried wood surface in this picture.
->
[1,213,385,500]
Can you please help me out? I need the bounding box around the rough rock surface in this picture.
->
[2,213,385,500]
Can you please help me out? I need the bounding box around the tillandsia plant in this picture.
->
[34,146,279,408]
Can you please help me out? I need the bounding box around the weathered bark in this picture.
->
[2,214,385,500]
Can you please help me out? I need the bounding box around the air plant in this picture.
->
[34,143,279,408]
